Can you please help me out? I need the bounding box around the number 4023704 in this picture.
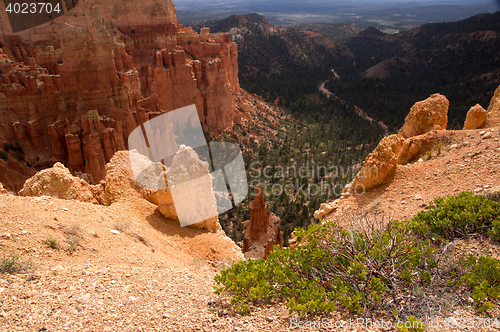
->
[6,2,61,14]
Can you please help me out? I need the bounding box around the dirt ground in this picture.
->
[0,126,499,331]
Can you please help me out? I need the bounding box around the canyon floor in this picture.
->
[0,126,499,332]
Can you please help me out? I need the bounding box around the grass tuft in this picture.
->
[0,255,32,274]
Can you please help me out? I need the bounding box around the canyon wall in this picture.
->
[0,0,240,190]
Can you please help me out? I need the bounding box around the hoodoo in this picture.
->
[242,185,282,259]
[0,0,240,189]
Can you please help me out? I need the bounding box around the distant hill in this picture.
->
[289,22,363,43]
[192,13,353,103]
[327,11,500,130]
[196,11,500,131]
[177,1,499,32]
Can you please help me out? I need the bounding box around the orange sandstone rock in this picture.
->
[399,93,449,139]
[485,85,500,128]
[18,162,98,204]
[464,104,487,130]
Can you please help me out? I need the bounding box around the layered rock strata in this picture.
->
[0,0,240,190]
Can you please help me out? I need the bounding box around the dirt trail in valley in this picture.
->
[319,81,390,135]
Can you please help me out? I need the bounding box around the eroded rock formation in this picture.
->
[102,150,158,206]
[464,104,487,130]
[242,185,282,259]
[0,0,240,190]
[18,162,99,203]
[157,145,220,232]
[18,148,222,231]
[398,93,449,139]
[351,134,400,193]
[335,93,450,198]
[317,86,500,219]
[485,85,500,128]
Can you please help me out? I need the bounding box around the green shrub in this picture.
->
[0,255,32,274]
[44,236,61,250]
[65,235,81,254]
[459,255,500,313]
[215,213,436,316]
[410,191,500,243]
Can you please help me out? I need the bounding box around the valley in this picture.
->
[194,10,500,246]
[176,0,500,31]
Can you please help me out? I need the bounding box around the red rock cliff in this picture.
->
[0,0,240,189]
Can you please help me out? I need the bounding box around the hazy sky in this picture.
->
[173,0,500,9]
[173,0,500,11]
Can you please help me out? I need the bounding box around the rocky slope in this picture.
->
[315,85,500,226]
[0,0,240,190]
[0,180,250,331]
[1,89,500,331]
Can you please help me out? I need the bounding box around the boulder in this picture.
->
[288,232,298,250]
[485,186,500,203]
[397,132,439,165]
[485,84,500,128]
[351,135,400,192]
[313,201,339,219]
[464,104,487,130]
[104,151,144,205]
[18,162,98,203]
[157,145,221,232]
[399,93,449,139]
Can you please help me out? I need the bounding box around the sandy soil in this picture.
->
[0,123,499,331]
